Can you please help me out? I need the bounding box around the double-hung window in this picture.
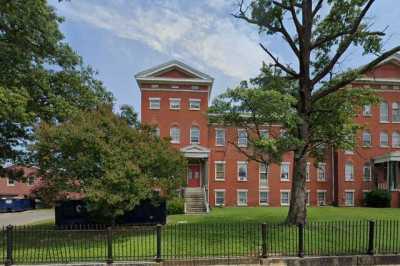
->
[306,162,310,182]
[362,131,372,146]
[363,163,372,181]
[393,102,400,122]
[317,190,327,206]
[6,178,16,186]
[280,162,290,181]
[170,127,180,144]
[149,97,161,110]
[345,191,355,206]
[259,163,268,188]
[280,190,290,206]
[215,161,225,181]
[189,99,201,110]
[169,98,181,110]
[317,163,326,181]
[237,161,248,181]
[237,129,248,147]
[363,104,372,116]
[215,128,225,146]
[190,126,200,144]
[380,131,389,147]
[237,190,248,206]
[380,101,389,122]
[259,190,269,206]
[345,162,354,181]
[215,190,225,206]
[393,132,400,147]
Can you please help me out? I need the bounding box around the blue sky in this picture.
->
[49,0,399,115]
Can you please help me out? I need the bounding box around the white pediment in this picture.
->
[180,145,210,158]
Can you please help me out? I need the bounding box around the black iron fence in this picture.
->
[1,220,400,265]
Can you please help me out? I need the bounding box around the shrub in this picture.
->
[167,197,185,215]
[365,189,392,208]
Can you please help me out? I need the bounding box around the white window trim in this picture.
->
[169,127,180,144]
[214,189,225,207]
[237,189,248,206]
[27,177,35,187]
[259,189,269,206]
[214,161,226,181]
[280,162,290,181]
[306,162,310,182]
[392,132,400,148]
[237,129,248,147]
[363,164,372,181]
[280,190,290,206]
[215,128,225,146]
[345,162,354,182]
[317,189,327,206]
[380,102,389,123]
[149,97,161,110]
[169,98,181,110]
[363,104,372,117]
[6,178,16,187]
[306,189,310,206]
[344,189,355,206]
[237,161,248,181]
[259,163,268,188]
[317,162,326,181]
[380,132,389,147]
[362,131,372,147]
[190,126,200,144]
[189,98,201,110]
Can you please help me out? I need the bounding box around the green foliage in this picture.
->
[167,197,185,215]
[32,105,187,220]
[365,189,392,208]
[0,0,113,165]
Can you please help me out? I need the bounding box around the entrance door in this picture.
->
[187,164,201,187]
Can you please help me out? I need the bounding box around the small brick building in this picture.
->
[0,165,40,199]
[136,55,400,211]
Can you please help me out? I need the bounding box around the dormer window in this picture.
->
[149,97,160,110]
[189,99,201,110]
[169,98,181,110]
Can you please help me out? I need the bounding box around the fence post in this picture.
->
[5,225,13,266]
[106,227,113,264]
[261,223,267,258]
[298,223,304,258]
[155,224,162,262]
[367,220,375,255]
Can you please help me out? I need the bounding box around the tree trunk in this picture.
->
[286,148,308,225]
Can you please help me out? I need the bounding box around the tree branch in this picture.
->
[312,0,323,18]
[311,46,400,102]
[260,43,299,77]
[311,0,375,85]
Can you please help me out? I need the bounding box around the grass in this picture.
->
[3,207,400,264]
[168,206,400,224]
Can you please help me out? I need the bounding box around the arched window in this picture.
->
[380,131,389,147]
[170,126,180,144]
[190,126,200,144]
[345,162,354,181]
[380,101,389,122]
[393,131,400,148]
[393,102,400,122]
[362,130,372,146]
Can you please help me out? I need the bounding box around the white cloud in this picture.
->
[57,0,268,80]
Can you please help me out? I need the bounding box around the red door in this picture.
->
[187,164,201,187]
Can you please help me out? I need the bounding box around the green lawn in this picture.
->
[168,206,400,224]
[4,207,400,264]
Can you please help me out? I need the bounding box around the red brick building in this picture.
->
[0,166,40,199]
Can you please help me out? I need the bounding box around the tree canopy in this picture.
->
[32,105,187,220]
[210,0,400,224]
[0,0,113,166]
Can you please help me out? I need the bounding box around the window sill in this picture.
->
[280,203,289,206]
[170,141,180,144]
[237,204,248,207]
[317,179,327,182]
[190,142,200,145]
[149,108,160,110]
[169,108,180,111]
[259,203,269,206]
[392,121,400,124]
[237,179,248,182]
[280,179,290,182]
[215,179,225,182]
[362,145,372,148]
[380,121,390,124]
[380,145,390,148]
[215,144,225,147]
[363,114,372,117]
[363,179,372,182]
[189,108,200,111]
[344,179,354,182]
[238,145,248,148]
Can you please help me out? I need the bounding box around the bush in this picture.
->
[365,189,392,208]
[167,197,185,215]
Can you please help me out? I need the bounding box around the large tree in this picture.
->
[32,105,187,221]
[0,0,113,167]
[210,0,400,224]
